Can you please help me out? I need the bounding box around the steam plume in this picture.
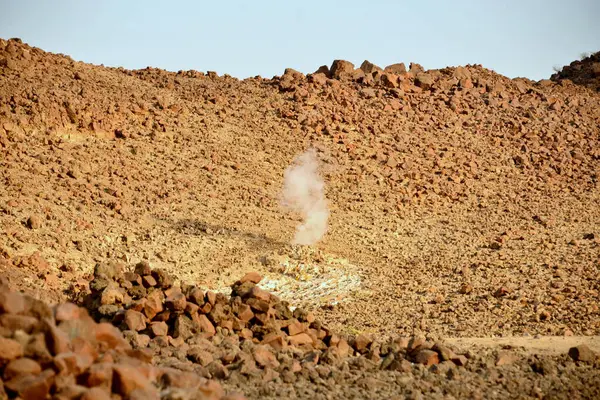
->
[281,148,329,245]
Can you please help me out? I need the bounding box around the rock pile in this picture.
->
[551,51,600,92]
[0,278,243,399]
[83,261,470,383]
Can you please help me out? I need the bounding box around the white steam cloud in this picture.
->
[281,148,329,245]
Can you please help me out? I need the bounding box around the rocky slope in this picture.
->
[1,38,600,398]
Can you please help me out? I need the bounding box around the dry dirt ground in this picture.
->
[1,38,599,398]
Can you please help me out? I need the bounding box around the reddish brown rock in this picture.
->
[149,321,168,337]
[4,368,55,400]
[253,345,280,369]
[240,271,262,284]
[142,275,157,287]
[0,291,26,314]
[124,309,147,332]
[81,387,112,400]
[143,290,164,320]
[360,60,383,74]
[413,349,439,366]
[197,314,216,336]
[166,290,187,312]
[112,364,158,397]
[568,344,596,363]
[3,357,42,381]
[496,350,519,366]
[354,334,372,353]
[330,60,355,80]
[288,333,313,347]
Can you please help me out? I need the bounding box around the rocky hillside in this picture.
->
[1,37,600,399]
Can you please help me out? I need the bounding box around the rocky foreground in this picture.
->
[1,263,599,399]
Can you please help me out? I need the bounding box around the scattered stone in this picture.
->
[25,215,42,230]
[568,344,596,363]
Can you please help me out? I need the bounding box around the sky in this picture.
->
[1,0,598,81]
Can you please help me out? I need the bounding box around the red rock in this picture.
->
[415,72,434,89]
[407,336,426,351]
[337,339,351,357]
[568,344,596,363]
[24,333,52,364]
[253,345,280,369]
[288,333,313,347]
[310,72,328,85]
[196,380,225,399]
[100,285,123,305]
[54,351,90,376]
[250,286,270,302]
[134,261,152,276]
[199,302,212,314]
[197,314,216,336]
[84,362,113,388]
[384,63,407,74]
[26,215,42,229]
[496,351,519,366]
[381,73,398,88]
[4,368,55,400]
[124,309,147,332]
[153,310,171,322]
[151,269,173,289]
[354,334,371,353]
[142,275,157,287]
[166,290,187,312]
[71,337,98,367]
[239,328,253,339]
[414,349,439,365]
[287,320,305,336]
[81,387,112,400]
[149,321,168,337]
[95,322,130,350]
[261,332,286,351]
[240,271,262,284]
[3,358,41,380]
[143,290,164,320]
[0,291,26,314]
[112,364,158,397]
[360,60,383,74]
[45,321,72,355]
[206,291,217,306]
[236,304,254,322]
[187,287,205,306]
[0,314,39,332]
[247,298,270,313]
[432,343,456,361]
[451,354,468,366]
[330,60,355,80]
[185,301,199,316]
[54,303,82,322]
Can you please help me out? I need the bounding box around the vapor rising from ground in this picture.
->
[280,148,329,245]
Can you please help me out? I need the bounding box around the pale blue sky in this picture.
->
[1,0,598,80]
